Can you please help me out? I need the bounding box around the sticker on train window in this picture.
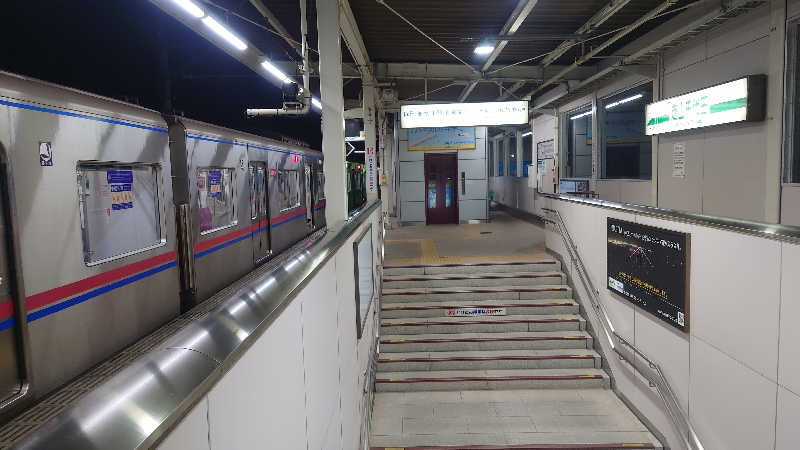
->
[77,163,164,265]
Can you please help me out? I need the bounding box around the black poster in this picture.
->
[607,218,690,332]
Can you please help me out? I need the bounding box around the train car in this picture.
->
[0,71,326,417]
[0,71,181,404]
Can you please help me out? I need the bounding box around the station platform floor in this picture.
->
[384,210,549,265]
[371,210,662,449]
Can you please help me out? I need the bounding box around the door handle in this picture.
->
[461,172,466,195]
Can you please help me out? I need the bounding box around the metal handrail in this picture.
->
[540,192,800,244]
[541,207,703,450]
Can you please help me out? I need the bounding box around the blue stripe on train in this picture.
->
[0,99,168,133]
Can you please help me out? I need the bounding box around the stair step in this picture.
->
[377,349,601,371]
[380,314,585,335]
[383,259,561,276]
[369,442,657,450]
[379,331,593,352]
[381,285,572,303]
[375,368,609,391]
[382,272,565,289]
[382,299,579,318]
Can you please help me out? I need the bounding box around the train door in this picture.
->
[304,163,313,228]
[249,162,270,262]
[0,171,23,403]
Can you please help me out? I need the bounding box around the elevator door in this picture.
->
[0,171,22,401]
[424,153,458,224]
[249,162,270,262]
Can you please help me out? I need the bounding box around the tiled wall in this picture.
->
[397,125,489,223]
[544,197,800,450]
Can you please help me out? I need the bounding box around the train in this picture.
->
[0,70,327,416]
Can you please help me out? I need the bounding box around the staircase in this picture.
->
[377,260,608,392]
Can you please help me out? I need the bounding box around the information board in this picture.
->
[607,218,690,331]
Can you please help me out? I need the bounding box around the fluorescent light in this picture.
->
[173,0,204,18]
[202,16,247,51]
[521,131,532,137]
[261,60,290,83]
[311,98,322,109]
[570,110,592,120]
[605,94,643,110]
[474,45,495,55]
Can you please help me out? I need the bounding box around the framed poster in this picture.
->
[408,127,476,151]
[607,218,690,332]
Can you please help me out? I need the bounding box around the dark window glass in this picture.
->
[601,84,653,180]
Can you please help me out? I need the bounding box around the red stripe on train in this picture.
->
[25,251,178,312]
[0,300,13,321]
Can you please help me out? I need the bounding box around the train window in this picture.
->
[197,168,237,235]
[314,171,325,202]
[278,169,301,211]
[77,163,164,265]
[249,166,257,220]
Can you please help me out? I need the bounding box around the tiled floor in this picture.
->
[370,390,659,447]
[385,210,548,265]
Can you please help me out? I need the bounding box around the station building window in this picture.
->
[197,167,236,234]
[488,141,495,176]
[278,169,302,211]
[77,163,164,265]
[509,137,518,176]
[497,140,505,176]
[600,84,653,179]
[522,133,533,177]
[784,20,800,183]
[562,105,593,179]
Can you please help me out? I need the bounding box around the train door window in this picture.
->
[249,166,257,220]
[77,163,164,265]
[278,169,301,211]
[314,171,325,203]
[197,168,237,234]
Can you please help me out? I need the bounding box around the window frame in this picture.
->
[784,19,800,184]
[509,136,518,177]
[277,168,302,212]
[560,103,593,180]
[598,81,654,181]
[197,166,238,236]
[76,161,167,266]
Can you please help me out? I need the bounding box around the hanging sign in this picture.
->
[645,75,766,135]
[408,127,476,151]
[401,101,528,128]
[607,218,690,332]
[366,146,377,194]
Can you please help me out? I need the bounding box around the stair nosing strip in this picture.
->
[375,374,605,383]
[382,287,569,296]
[384,273,562,282]
[384,261,558,269]
[380,335,589,344]
[381,318,581,327]
[369,443,655,450]
[382,302,576,311]
[378,354,596,363]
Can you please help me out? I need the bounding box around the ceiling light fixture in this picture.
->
[261,61,290,83]
[173,0,204,18]
[474,44,495,55]
[605,94,644,110]
[570,110,592,120]
[521,131,532,137]
[202,16,247,51]
[311,98,322,110]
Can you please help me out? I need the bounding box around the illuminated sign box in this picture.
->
[645,75,765,135]
[401,101,528,128]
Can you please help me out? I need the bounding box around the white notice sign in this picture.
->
[672,143,686,178]
[446,308,507,317]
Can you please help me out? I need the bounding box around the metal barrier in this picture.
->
[16,201,383,449]
[542,206,704,450]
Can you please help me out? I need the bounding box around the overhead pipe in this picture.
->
[247,0,312,117]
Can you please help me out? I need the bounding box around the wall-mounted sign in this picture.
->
[607,218,690,332]
[536,139,555,160]
[645,75,766,135]
[401,101,528,128]
[408,127,476,151]
[366,146,377,194]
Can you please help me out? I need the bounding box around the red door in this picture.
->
[424,153,458,224]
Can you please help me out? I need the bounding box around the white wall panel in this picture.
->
[657,133,703,213]
[458,158,487,180]
[776,387,800,450]
[690,226,781,380]
[689,336,777,450]
[458,199,487,221]
[779,242,800,394]
[462,179,488,200]
[208,300,307,450]
[399,181,424,203]
[399,161,423,181]
[157,399,209,450]
[402,201,425,222]
[781,186,800,226]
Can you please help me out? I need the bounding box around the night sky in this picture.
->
[0,0,323,149]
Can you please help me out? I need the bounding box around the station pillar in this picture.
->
[316,0,347,224]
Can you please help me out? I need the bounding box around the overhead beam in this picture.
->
[339,0,375,82]
[458,81,479,102]
[527,0,678,98]
[539,0,633,68]
[498,81,526,100]
[249,0,302,54]
[481,0,540,71]
[373,62,597,83]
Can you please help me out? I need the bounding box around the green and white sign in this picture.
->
[645,76,765,135]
